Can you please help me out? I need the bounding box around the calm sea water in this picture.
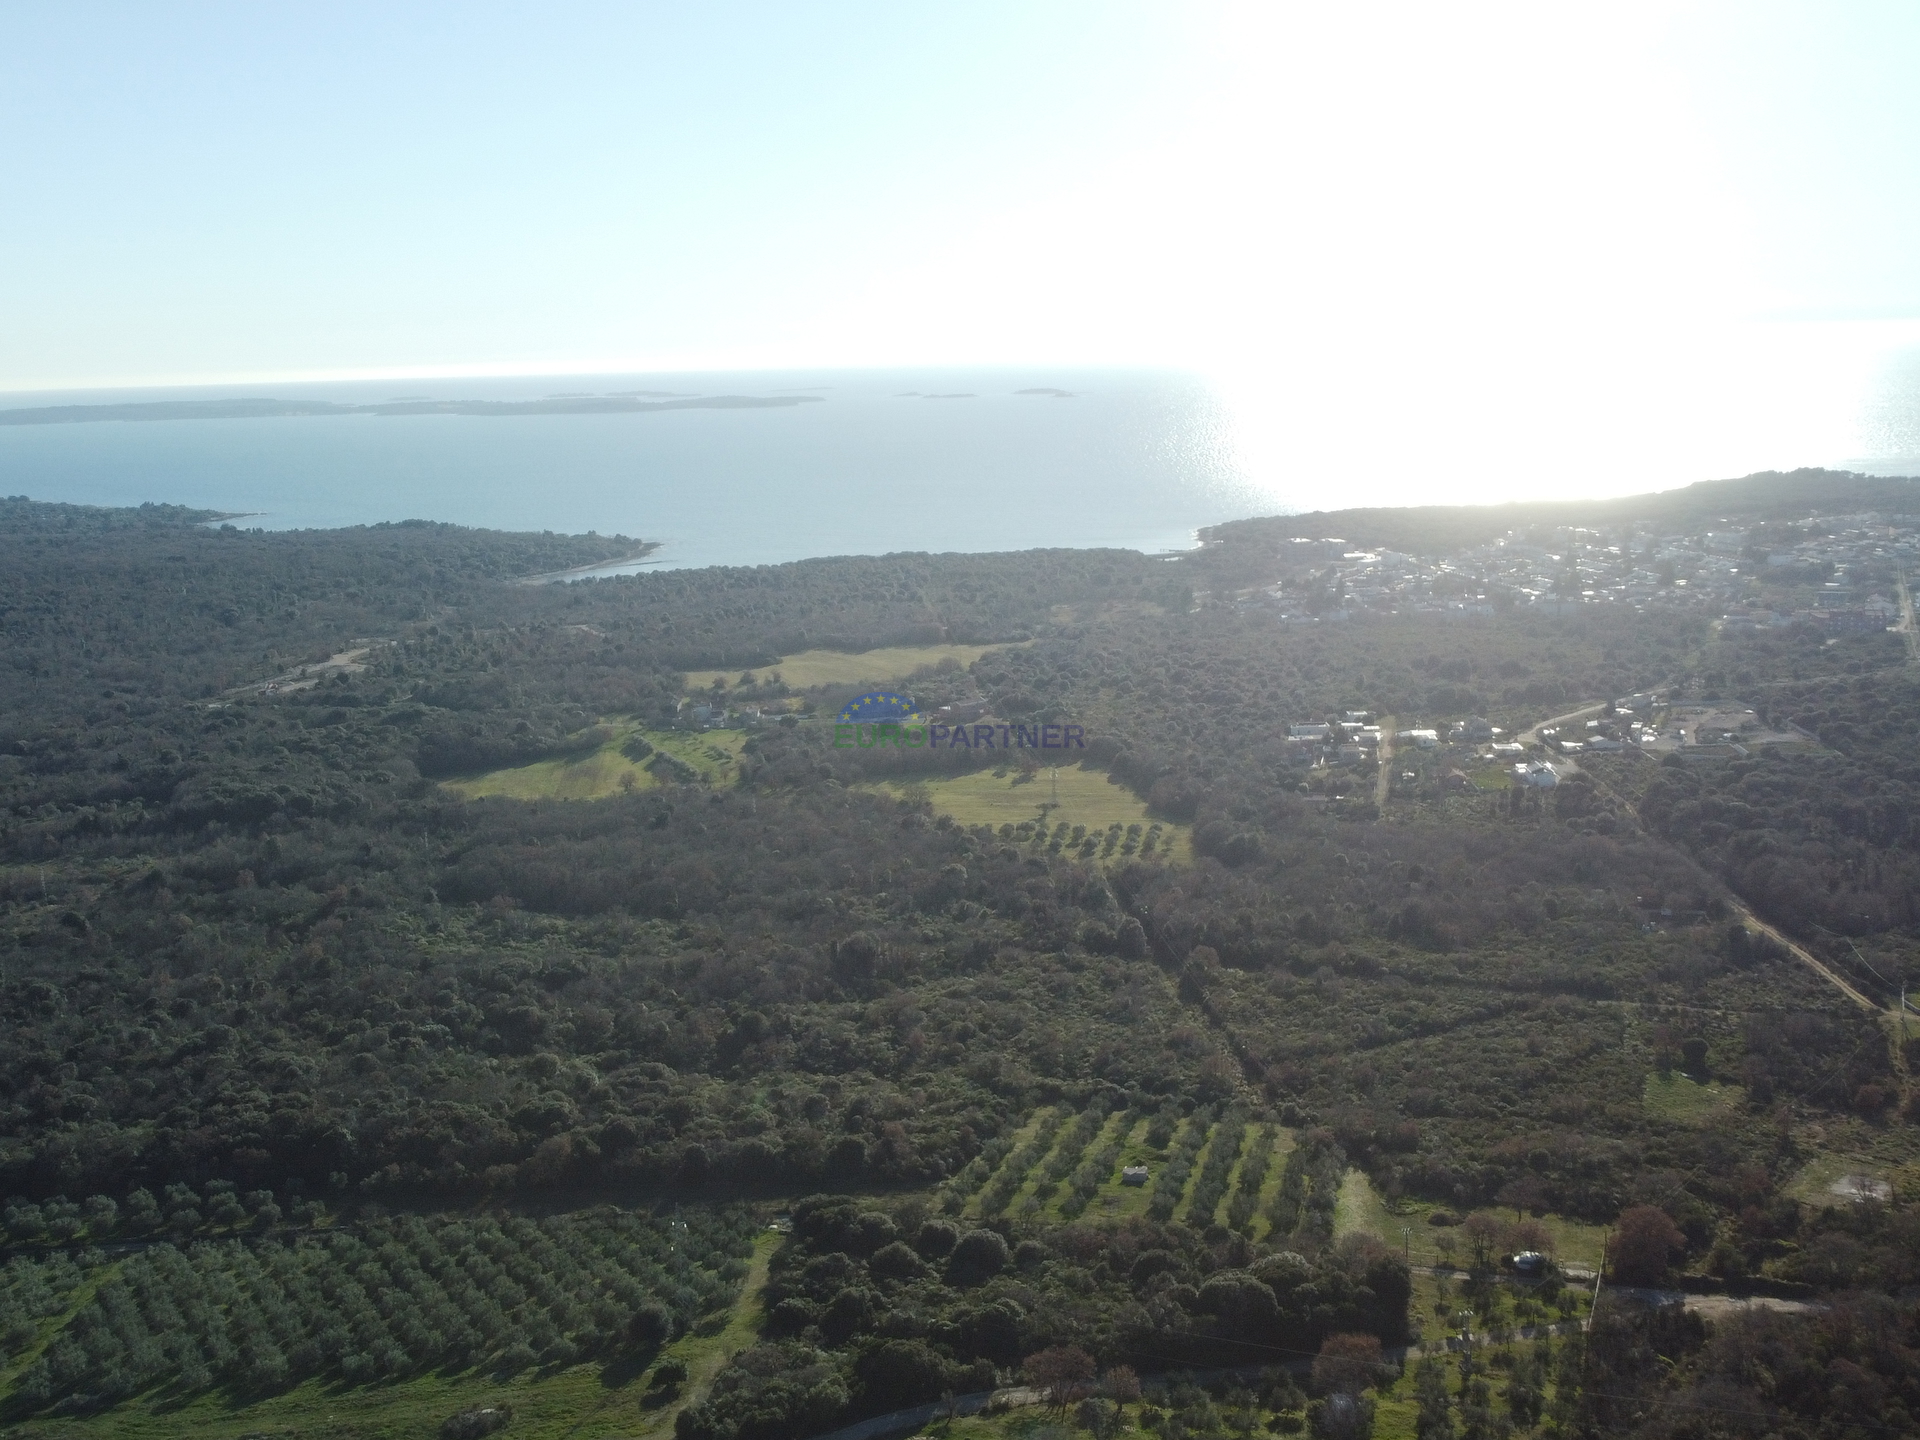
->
[0,370,1261,569]
[2,348,1918,569]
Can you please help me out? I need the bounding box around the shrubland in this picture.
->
[0,485,1916,1436]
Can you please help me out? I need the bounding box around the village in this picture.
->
[1285,687,1817,798]
[1229,508,1918,635]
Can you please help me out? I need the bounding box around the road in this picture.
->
[1373,714,1396,809]
[1520,702,1612,748]
[1725,898,1876,1012]
[1899,573,1920,667]
[1516,700,1880,1015]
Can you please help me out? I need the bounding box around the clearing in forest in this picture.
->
[863,765,1191,863]
[684,642,1022,693]
[443,726,747,801]
[1782,1150,1905,1207]
[1333,1168,1611,1270]
[1642,1071,1743,1125]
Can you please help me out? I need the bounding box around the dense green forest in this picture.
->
[0,479,1917,1439]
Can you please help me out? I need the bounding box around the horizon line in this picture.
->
[0,357,1195,398]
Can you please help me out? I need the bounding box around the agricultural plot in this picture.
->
[684,642,1021,693]
[0,1206,757,1427]
[875,1337,1590,1440]
[947,1104,1301,1236]
[443,726,747,801]
[864,765,1191,863]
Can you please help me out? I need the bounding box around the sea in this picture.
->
[2,350,1918,571]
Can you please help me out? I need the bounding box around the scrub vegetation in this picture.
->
[2,474,1920,1436]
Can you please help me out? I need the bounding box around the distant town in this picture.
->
[1215,509,1917,635]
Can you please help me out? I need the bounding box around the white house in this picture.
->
[1514,760,1561,787]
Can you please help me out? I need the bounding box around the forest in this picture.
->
[0,478,1917,1439]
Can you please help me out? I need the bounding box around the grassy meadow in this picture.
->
[1642,1071,1743,1125]
[442,726,748,801]
[684,642,1023,693]
[1330,1168,1610,1272]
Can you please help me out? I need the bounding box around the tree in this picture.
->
[1495,1175,1547,1218]
[1502,1218,1553,1260]
[1307,1391,1374,1440]
[1312,1334,1387,1398]
[946,1230,1009,1285]
[1022,1345,1096,1410]
[1413,1357,1454,1440]
[1459,1212,1504,1269]
[1608,1206,1685,1286]
[1102,1365,1142,1414]
[1077,1397,1120,1439]
[627,1302,674,1351]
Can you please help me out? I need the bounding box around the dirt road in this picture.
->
[1518,700,1880,1015]
[1726,899,1877,1012]
[1899,573,1919,667]
[228,641,386,698]
[1374,714,1396,809]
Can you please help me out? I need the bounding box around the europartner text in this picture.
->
[832,722,1088,751]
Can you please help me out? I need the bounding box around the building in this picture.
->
[1514,760,1560,788]
[1396,729,1439,748]
[1290,722,1333,740]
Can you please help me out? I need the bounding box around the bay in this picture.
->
[2,342,1918,570]
[0,369,1258,569]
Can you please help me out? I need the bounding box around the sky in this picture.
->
[5,2,1920,487]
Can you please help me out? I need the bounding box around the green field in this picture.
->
[1781,1149,1902,1206]
[443,726,748,801]
[684,642,1023,693]
[1331,1168,1610,1271]
[862,764,1191,863]
[1642,1070,1742,1125]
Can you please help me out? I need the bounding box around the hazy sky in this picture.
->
[6,1,1920,429]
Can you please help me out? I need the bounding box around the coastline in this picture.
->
[513,544,663,584]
